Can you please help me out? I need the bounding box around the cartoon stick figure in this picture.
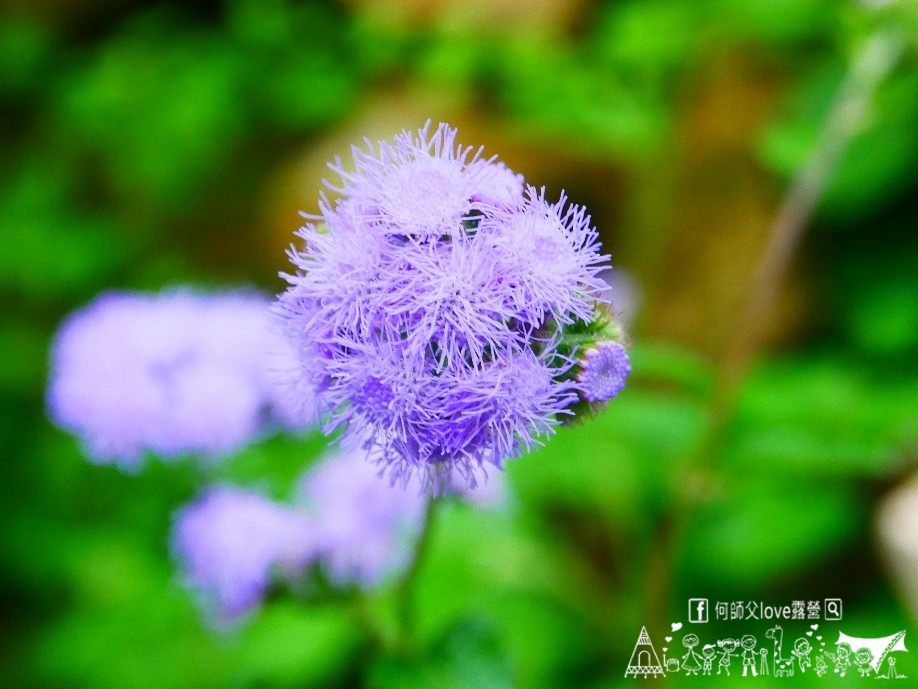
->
[885,656,905,679]
[824,643,852,677]
[681,634,702,675]
[854,648,874,677]
[717,638,739,676]
[814,654,828,676]
[740,635,758,677]
[791,638,812,673]
[701,645,716,676]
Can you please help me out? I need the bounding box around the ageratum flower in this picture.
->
[170,446,507,622]
[298,446,425,587]
[171,487,315,620]
[276,122,626,489]
[48,289,313,468]
[576,341,631,403]
[298,445,506,588]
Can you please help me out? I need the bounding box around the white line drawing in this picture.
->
[660,644,680,674]
[825,598,843,620]
[880,656,906,679]
[624,626,908,679]
[855,648,875,677]
[716,638,739,676]
[701,645,716,675]
[792,637,813,673]
[759,647,770,676]
[740,635,758,677]
[835,630,907,675]
[689,598,708,623]
[825,642,852,676]
[625,627,666,678]
[814,654,828,676]
[776,661,795,678]
[681,634,702,675]
[766,625,795,676]
[660,630,680,674]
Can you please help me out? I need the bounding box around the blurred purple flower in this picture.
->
[171,486,314,620]
[298,444,508,588]
[440,463,508,508]
[276,122,615,489]
[598,268,641,326]
[170,445,510,620]
[47,289,314,468]
[298,446,426,588]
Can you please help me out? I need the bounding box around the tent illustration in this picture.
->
[625,626,666,678]
[836,630,907,674]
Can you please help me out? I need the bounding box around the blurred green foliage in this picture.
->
[2,0,917,688]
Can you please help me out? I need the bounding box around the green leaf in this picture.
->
[369,619,514,689]
[233,602,364,689]
[730,357,916,477]
[0,19,55,98]
[683,478,863,588]
[0,159,131,301]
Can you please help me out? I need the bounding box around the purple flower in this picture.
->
[576,340,631,403]
[48,289,314,468]
[440,463,508,508]
[468,160,525,208]
[598,268,641,326]
[326,123,487,238]
[171,486,315,620]
[298,446,426,587]
[298,444,508,588]
[169,446,509,622]
[276,122,619,488]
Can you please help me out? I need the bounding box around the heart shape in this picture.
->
[672,622,683,632]
[665,637,673,643]
[817,636,823,641]
[811,624,819,630]
[663,647,668,653]
[806,631,813,637]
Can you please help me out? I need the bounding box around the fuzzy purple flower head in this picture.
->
[298,444,507,588]
[298,446,426,587]
[276,122,629,489]
[48,289,313,468]
[171,486,315,620]
[577,341,631,403]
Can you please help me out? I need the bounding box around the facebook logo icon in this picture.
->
[689,598,709,623]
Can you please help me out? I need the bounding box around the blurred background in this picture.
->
[2,0,917,687]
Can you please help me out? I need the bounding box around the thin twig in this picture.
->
[714,26,905,421]
[645,25,905,649]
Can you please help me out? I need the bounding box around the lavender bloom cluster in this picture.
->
[276,122,629,489]
[172,447,503,619]
[298,445,426,588]
[171,486,314,620]
[47,289,311,468]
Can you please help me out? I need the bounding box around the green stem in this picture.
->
[396,495,439,652]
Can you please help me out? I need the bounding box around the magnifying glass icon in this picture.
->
[826,599,842,620]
